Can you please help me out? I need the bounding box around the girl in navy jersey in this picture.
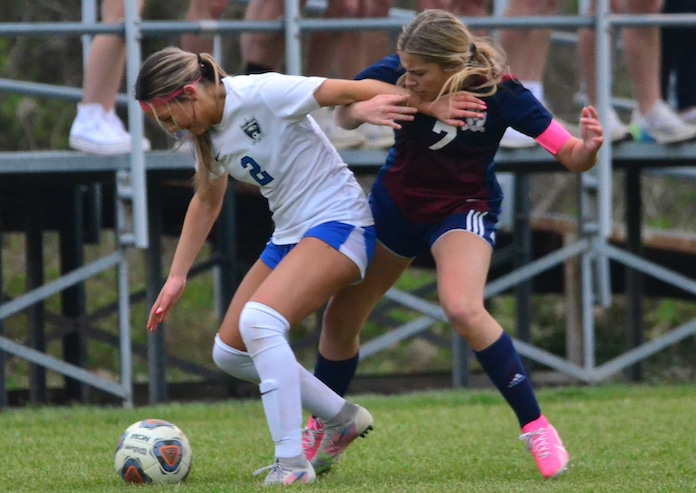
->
[308,9,604,480]
[136,46,484,485]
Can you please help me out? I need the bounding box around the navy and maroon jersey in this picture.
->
[355,53,554,223]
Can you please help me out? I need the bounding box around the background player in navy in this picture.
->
[306,9,604,480]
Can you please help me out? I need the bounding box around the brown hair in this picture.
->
[136,46,227,194]
[396,9,506,99]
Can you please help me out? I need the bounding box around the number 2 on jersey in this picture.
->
[241,156,273,185]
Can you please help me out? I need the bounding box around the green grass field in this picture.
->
[0,384,693,492]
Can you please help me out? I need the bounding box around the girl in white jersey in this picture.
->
[136,46,485,485]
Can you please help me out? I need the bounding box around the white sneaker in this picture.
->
[358,123,394,149]
[606,108,632,143]
[630,99,696,144]
[104,107,151,151]
[310,107,365,150]
[69,103,150,154]
[500,127,536,149]
[679,106,696,125]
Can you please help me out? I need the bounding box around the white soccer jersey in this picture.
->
[208,74,373,244]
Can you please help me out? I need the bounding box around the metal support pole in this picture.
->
[581,248,596,371]
[116,0,142,405]
[113,169,135,407]
[124,0,149,248]
[24,182,47,404]
[80,0,97,69]
[146,178,167,404]
[60,186,88,402]
[624,168,644,381]
[214,181,239,317]
[117,250,134,409]
[0,215,6,408]
[513,174,532,371]
[593,0,613,307]
[284,0,302,75]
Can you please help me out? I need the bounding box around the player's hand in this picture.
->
[348,94,417,129]
[146,275,187,332]
[426,91,487,127]
[579,105,604,153]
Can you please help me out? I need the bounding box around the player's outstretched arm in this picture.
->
[146,176,228,332]
[334,89,486,130]
[334,94,416,130]
[417,91,487,127]
[147,276,187,332]
[555,105,604,173]
[314,78,409,108]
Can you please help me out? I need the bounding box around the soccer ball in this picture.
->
[114,418,193,484]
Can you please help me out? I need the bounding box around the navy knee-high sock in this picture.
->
[474,332,541,428]
[313,352,359,397]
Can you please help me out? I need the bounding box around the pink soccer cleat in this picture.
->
[302,416,325,462]
[311,402,373,474]
[519,414,569,479]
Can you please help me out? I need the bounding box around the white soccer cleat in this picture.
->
[253,455,316,486]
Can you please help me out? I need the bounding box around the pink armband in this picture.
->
[535,120,572,156]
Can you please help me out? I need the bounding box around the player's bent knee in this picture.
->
[239,301,291,355]
[212,334,260,384]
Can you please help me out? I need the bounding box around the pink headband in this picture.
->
[139,76,202,110]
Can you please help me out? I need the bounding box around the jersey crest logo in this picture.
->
[241,116,263,143]
[461,112,487,133]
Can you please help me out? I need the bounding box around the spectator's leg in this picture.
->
[306,0,361,76]
[334,0,392,80]
[498,0,557,148]
[660,0,676,103]
[240,0,308,74]
[417,0,489,36]
[661,0,696,115]
[82,0,144,110]
[621,0,663,115]
[499,0,557,104]
[181,0,230,54]
[70,0,149,154]
[581,0,696,143]
[335,0,397,149]
[621,0,696,143]
[578,0,634,142]
[305,0,368,150]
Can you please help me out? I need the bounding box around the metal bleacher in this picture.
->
[3,0,696,408]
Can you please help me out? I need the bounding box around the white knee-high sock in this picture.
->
[213,334,345,421]
[298,365,345,420]
[239,301,303,459]
[212,334,260,384]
